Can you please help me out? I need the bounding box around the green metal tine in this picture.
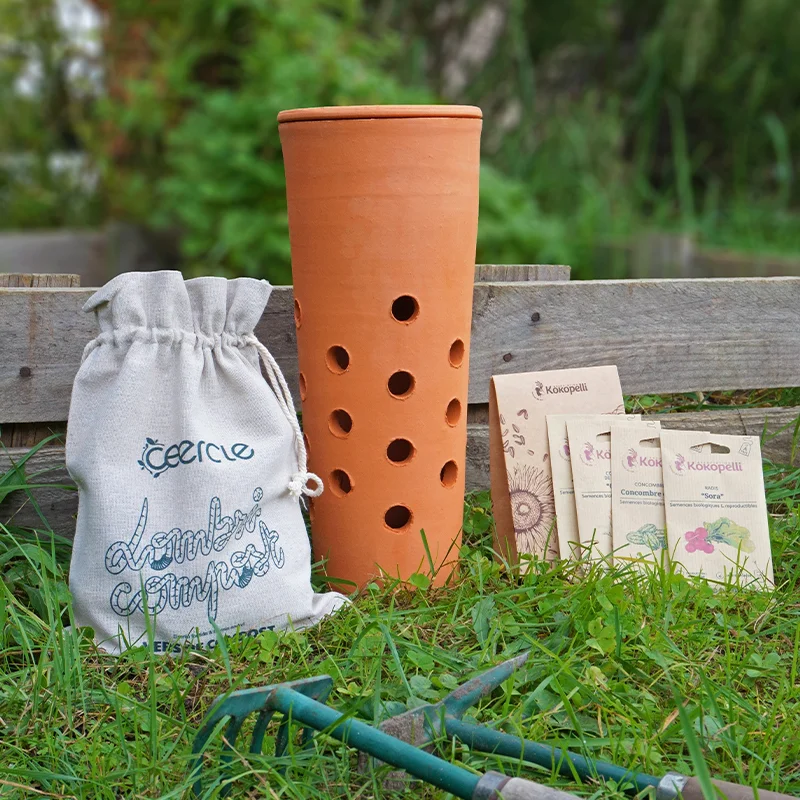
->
[442,651,529,719]
[192,675,485,799]
[192,676,335,797]
[275,716,291,759]
[249,710,274,755]
[191,655,796,800]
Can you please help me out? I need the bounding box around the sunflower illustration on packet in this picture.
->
[489,366,625,565]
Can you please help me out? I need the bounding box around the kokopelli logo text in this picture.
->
[532,381,589,401]
[623,448,662,472]
[139,437,254,478]
[580,441,610,467]
[669,452,742,476]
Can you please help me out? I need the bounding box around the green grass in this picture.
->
[1,471,800,798]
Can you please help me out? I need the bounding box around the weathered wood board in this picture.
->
[0,267,570,424]
[0,274,78,446]
[4,404,797,537]
[0,273,80,288]
[467,277,800,402]
[2,275,798,423]
[474,264,570,282]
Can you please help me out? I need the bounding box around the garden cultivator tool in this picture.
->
[192,654,796,800]
[373,653,796,800]
[192,671,581,799]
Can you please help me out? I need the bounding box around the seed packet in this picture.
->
[610,423,676,566]
[567,415,655,563]
[489,366,624,563]
[547,412,636,560]
[660,430,774,587]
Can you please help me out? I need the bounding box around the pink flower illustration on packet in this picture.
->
[685,526,714,554]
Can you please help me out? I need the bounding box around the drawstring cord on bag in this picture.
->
[80,326,322,501]
[247,336,324,501]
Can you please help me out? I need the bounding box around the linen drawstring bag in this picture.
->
[66,271,347,654]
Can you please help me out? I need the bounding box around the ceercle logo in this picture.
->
[533,381,589,402]
[139,437,255,478]
[669,452,743,477]
[623,448,662,472]
[558,441,571,461]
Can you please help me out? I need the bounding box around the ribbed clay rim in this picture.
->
[277,105,482,123]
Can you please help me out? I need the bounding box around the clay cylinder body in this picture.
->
[278,105,482,589]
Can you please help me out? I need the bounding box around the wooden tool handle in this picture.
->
[680,778,798,800]
[473,772,582,800]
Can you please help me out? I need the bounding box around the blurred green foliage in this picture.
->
[0,0,102,227]
[370,0,800,272]
[1,0,799,280]
[90,0,428,282]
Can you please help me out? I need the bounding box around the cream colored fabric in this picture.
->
[67,271,346,654]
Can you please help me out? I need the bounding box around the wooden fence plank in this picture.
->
[3,405,797,537]
[468,277,800,401]
[0,274,79,445]
[475,264,570,282]
[0,273,81,288]
[0,268,570,424]
[2,275,799,423]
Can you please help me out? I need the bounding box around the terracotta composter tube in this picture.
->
[278,105,482,589]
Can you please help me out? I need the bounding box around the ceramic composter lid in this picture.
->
[277,105,483,123]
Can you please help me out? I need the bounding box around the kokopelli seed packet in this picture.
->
[489,366,624,563]
[567,416,655,563]
[610,423,675,566]
[660,430,774,588]
[547,412,637,560]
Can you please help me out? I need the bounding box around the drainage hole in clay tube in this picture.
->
[391,295,419,323]
[326,345,350,374]
[387,438,415,464]
[387,370,415,398]
[299,372,307,401]
[445,398,462,426]
[384,505,412,531]
[294,298,302,328]
[440,460,458,487]
[330,469,353,497]
[328,409,353,438]
[449,338,465,367]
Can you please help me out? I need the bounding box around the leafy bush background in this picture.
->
[1,0,799,281]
